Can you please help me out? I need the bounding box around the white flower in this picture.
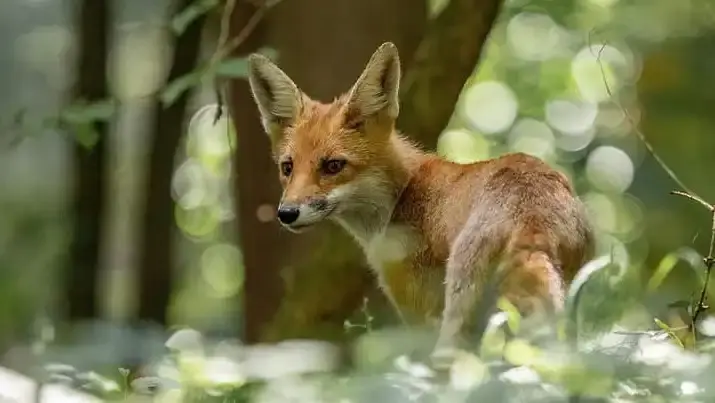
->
[393,355,435,379]
[203,356,245,386]
[165,328,203,353]
[449,352,487,391]
[499,366,541,385]
[679,381,701,396]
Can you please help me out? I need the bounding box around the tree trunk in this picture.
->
[229,0,504,344]
[65,0,110,321]
[399,0,505,149]
[135,0,207,325]
[226,0,281,344]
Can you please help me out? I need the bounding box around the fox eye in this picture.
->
[280,160,293,177]
[322,159,346,175]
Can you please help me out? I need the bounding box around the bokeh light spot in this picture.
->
[200,244,244,298]
[176,205,219,239]
[257,204,275,223]
[585,146,634,193]
[507,118,555,160]
[545,99,598,134]
[172,159,210,210]
[506,12,568,61]
[462,81,518,134]
[437,129,491,163]
[582,192,618,234]
[571,44,629,103]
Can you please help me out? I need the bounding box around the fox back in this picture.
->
[246,43,595,352]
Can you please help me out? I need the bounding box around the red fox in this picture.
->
[246,42,595,358]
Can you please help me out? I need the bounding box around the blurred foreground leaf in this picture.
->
[58,99,116,149]
[172,0,220,35]
[161,48,278,107]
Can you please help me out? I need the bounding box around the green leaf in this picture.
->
[161,48,278,107]
[171,0,220,36]
[72,122,99,150]
[215,48,279,78]
[564,255,619,339]
[161,71,204,107]
[61,99,116,124]
[215,57,250,78]
[565,255,615,313]
[496,297,521,334]
[654,318,685,348]
[654,317,672,331]
[56,99,115,149]
[646,247,704,293]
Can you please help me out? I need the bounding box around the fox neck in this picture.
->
[333,133,425,249]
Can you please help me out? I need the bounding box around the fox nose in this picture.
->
[276,205,300,225]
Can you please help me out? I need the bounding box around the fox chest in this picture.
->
[363,225,445,323]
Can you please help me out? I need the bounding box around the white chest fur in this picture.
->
[364,224,417,273]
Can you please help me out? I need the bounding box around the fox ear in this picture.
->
[247,54,303,143]
[346,42,401,125]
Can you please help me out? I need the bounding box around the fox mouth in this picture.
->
[283,223,313,233]
[280,203,338,233]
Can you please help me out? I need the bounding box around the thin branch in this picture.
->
[210,0,237,124]
[671,190,715,213]
[589,31,703,201]
[591,30,715,341]
[670,190,715,335]
[211,0,273,125]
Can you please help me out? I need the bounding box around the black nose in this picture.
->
[277,205,300,225]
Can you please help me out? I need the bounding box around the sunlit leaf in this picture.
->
[654,318,685,348]
[171,0,220,36]
[646,247,704,292]
[565,256,615,321]
[449,351,487,390]
[496,297,521,334]
[503,338,540,366]
[654,317,672,331]
[479,311,509,359]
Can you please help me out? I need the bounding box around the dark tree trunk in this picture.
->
[226,1,280,344]
[135,0,207,325]
[399,0,505,149]
[65,0,110,321]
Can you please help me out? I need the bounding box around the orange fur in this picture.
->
[246,43,595,353]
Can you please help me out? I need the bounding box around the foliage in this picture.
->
[2,0,715,401]
[160,47,277,107]
[21,244,712,402]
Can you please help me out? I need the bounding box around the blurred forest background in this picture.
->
[1,0,715,397]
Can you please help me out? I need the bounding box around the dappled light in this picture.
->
[1,0,715,401]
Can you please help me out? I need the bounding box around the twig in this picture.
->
[671,191,714,213]
[670,190,715,333]
[589,31,703,202]
[590,30,714,339]
[210,0,273,125]
[210,0,237,125]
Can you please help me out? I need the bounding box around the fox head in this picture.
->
[246,42,406,234]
